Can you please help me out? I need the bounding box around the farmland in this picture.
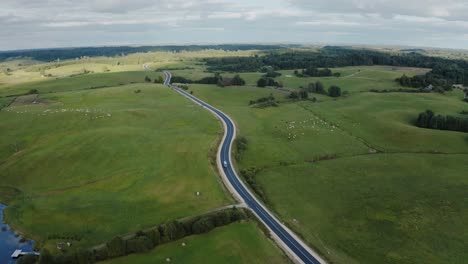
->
[1,47,468,264]
[0,81,231,250]
[101,222,287,264]
[183,65,468,263]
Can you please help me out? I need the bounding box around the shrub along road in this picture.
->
[164,71,325,264]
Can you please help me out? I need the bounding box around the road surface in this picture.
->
[163,71,325,264]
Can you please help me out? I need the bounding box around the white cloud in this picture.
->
[0,0,467,50]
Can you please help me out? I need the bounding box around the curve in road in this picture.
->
[164,71,325,264]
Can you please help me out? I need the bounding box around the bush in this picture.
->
[171,76,192,83]
[257,78,267,87]
[230,74,246,86]
[251,100,278,108]
[196,76,219,84]
[192,217,215,234]
[126,236,153,254]
[143,228,161,246]
[27,89,39,95]
[297,67,333,77]
[93,246,109,261]
[107,236,126,257]
[240,167,267,201]
[288,91,299,99]
[328,85,342,97]
[257,77,279,87]
[153,76,164,84]
[234,136,248,161]
[306,82,326,94]
[159,221,186,243]
[263,70,281,78]
[299,89,308,99]
[249,94,277,108]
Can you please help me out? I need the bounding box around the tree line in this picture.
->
[171,73,245,87]
[27,208,248,264]
[144,75,164,84]
[203,47,468,88]
[415,110,468,133]
[294,67,339,77]
[205,47,466,72]
[248,94,278,108]
[0,44,282,62]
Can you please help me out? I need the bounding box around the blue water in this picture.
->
[0,203,35,264]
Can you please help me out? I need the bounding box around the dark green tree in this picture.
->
[328,85,342,97]
[288,91,299,99]
[299,89,308,99]
[257,78,267,87]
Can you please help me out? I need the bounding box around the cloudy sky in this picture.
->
[1,0,467,51]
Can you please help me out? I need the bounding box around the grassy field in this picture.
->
[170,65,430,93]
[185,66,468,264]
[0,49,258,86]
[273,66,430,93]
[0,82,231,251]
[2,49,467,263]
[0,71,164,97]
[101,222,288,264]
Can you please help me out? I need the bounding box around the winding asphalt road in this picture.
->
[164,71,325,264]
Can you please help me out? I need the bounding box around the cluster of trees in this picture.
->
[306,81,326,94]
[218,74,246,87]
[144,75,164,84]
[171,74,245,87]
[204,47,468,88]
[240,167,267,202]
[288,90,309,100]
[248,94,278,108]
[261,67,282,78]
[395,74,452,92]
[257,77,281,87]
[294,67,338,77]
[304,81,342,97]
[234,136,248,161]
[33,208,247,264]
[328,86,342,97]
[415,110,468,132]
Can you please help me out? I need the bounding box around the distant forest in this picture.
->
[204,46,468,88]
[0,44,283,62]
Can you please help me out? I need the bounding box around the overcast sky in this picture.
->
[1,0,467,51]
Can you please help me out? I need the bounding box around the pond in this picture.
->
[0,203,35,264]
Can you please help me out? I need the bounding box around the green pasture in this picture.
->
[0,71,164,97]
[0,83,230,249]
[187,75,468,264]
[101,222,287,264]
[173,65,431,93]
[257,154,468,264]
[274,66,430,92]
